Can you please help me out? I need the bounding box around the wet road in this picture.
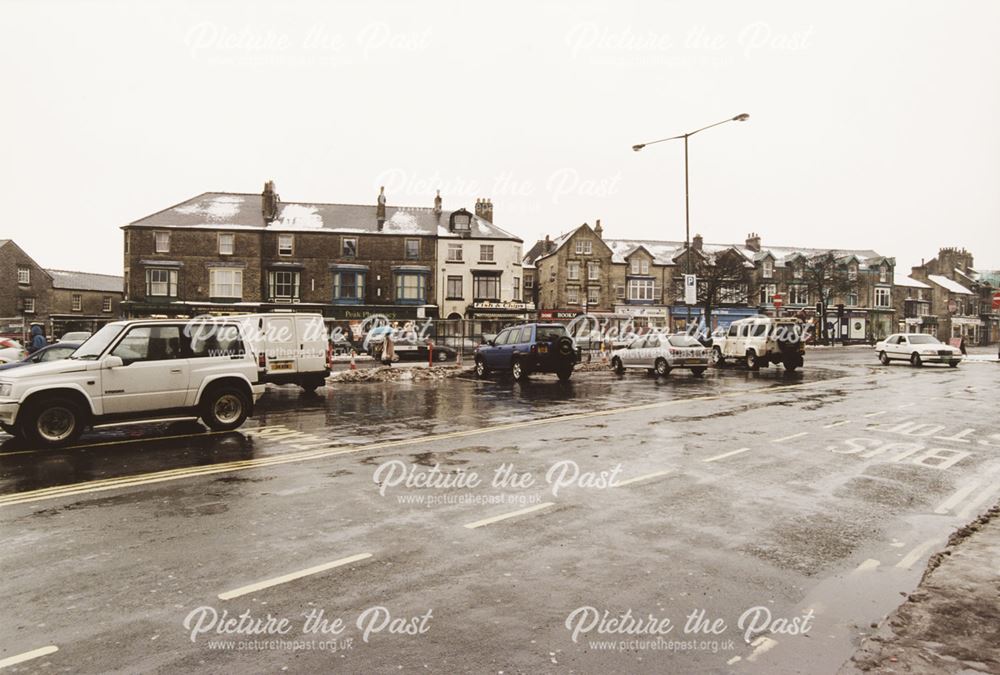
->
[1,350,998,673]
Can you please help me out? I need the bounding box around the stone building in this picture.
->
[0,240,122,340]
[527,224,895,339]
[909,247,999,344]
[122,182,526,334]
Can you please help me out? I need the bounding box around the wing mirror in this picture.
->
[103,355,124,368]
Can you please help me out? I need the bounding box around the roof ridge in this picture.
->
[46,268,124,277]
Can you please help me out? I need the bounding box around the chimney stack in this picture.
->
[544,234,552,253]
[475,197,493,223]
[262,180,280,221]
[594,219,603,239]
[433,190,442,216]
[692,233,704,251]
[376,186,386,230]
[745,232,761,252]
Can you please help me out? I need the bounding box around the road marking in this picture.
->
[897,403,915,409]
[864,411,887,418]
[0,645,59,669]
[463,502,555,529]
[822,420,850,429]
[726,656,742,665]
[934,482,980,515]
[0,380,833,507]
[896,540,938,570]
[0,428,235,457]
[704,448,749,463]
[957,484,1000,520]
[614,470,673,487]
[218,553,373,600]
[774,432,808,443]
[852,558,881,574]
[746,636,778,662]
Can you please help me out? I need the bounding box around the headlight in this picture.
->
[0,383,12,398]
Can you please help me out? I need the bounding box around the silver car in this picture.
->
[610,334,710,377]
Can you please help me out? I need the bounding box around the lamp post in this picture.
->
[633,113,749,331]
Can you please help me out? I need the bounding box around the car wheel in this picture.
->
[654,358,670,376]
[302,375,326,393]
[21,396,87,447]
[691,367,706,377]
[948,361,959,368]
[201,386,250,431]
[474,358,489,378]
[436,350,449,362]
[511,359,527,382]
[746,351,760,371]
[557,366,573,382]
[879,351,890,365]
[711,347,725,367]
[611,357,625,375]
[910,352,923,368]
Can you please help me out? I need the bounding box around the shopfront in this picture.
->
[669,305,759,332]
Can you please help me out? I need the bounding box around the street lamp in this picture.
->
[632,113,749,331]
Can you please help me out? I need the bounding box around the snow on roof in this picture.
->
[47,269,123,292]
[927,274,973,295]
[894,274,930,289]
[128,192,522,241]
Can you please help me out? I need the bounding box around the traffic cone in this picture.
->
[349,350,357,370]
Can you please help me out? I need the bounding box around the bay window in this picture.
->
[394,272,427,303]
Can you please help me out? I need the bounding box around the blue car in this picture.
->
[474,323,579,382]
[0,342,81,371]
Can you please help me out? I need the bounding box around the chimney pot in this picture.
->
[433,190,442,215]
[262,180,280,221]
[376,186,386,229]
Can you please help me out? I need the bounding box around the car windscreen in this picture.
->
[70,323,123,360]
[667,335,702,348]
[908,335,940,345]
[535,325,568,341]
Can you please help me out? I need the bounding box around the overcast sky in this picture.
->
[4,0,999,275]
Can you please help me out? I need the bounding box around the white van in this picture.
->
[236,313,330,391]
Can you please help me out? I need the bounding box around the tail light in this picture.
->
[326,342,333,369]
[530,344,538,354]
[258,352,266,368]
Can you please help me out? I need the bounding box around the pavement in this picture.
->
[0,347,998,673]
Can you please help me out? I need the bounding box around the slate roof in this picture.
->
[47,269,124,293]
[894,274,931,289]
[927,274,974,295]
[128,192,521,241]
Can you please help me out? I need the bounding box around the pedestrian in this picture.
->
[27,324,47,354]
[959,336,967,355]
[382,332,395,366]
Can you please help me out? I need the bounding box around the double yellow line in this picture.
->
[0,380,825,508]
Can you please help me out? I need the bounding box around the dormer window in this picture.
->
[879,265,888,283]
[449,208,473,234]
[762,259,774,279]
[793,264,803,279]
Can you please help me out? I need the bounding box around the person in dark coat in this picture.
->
[27,324,47,354]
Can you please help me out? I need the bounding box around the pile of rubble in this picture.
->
[328,365,468,384]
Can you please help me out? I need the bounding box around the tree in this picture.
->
[676,248,754,335]
[798,252,855,344]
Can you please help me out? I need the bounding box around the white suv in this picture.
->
[0,319,265,447]
[711,316,806,371]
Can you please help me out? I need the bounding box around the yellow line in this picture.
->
[0,380,828,508]
[1,428,233,457]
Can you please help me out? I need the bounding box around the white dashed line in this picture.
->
[897,402,916,409]
[774,432,808,443]
[218,553,373,600]
[614,470,673,487]
[726,655,742,665]
[463,502,555,529]
[863,411,887,418]
[934,482,980,515]
[853,558,881,574]
[822,420,850,429]
[896,540,938,570]
[703,448,750,463]
[746,636,778,662]
[0,646,59,669]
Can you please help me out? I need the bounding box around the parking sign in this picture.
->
[684,274,697,305]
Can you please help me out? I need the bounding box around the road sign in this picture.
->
[773,293,783,309]
[684,274,697,305]
[993,292,1000,311]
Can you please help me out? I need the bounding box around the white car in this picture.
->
[0,319,265,447]
[0,338,27,365]
[611,333,710,377]
[710,317,806,371]
[875,333,962,368]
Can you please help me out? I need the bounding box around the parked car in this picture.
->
[0,319,265,447]
[329,334,357,357]
[874,333,962,367]
[0,338,27,365]
[235,313,330,391]
[710,317,805,371]
[474,323,579,382]
[60,331,92,342]
[0,342,81,371]
[610,333,710,377]
[393,340,457,362]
